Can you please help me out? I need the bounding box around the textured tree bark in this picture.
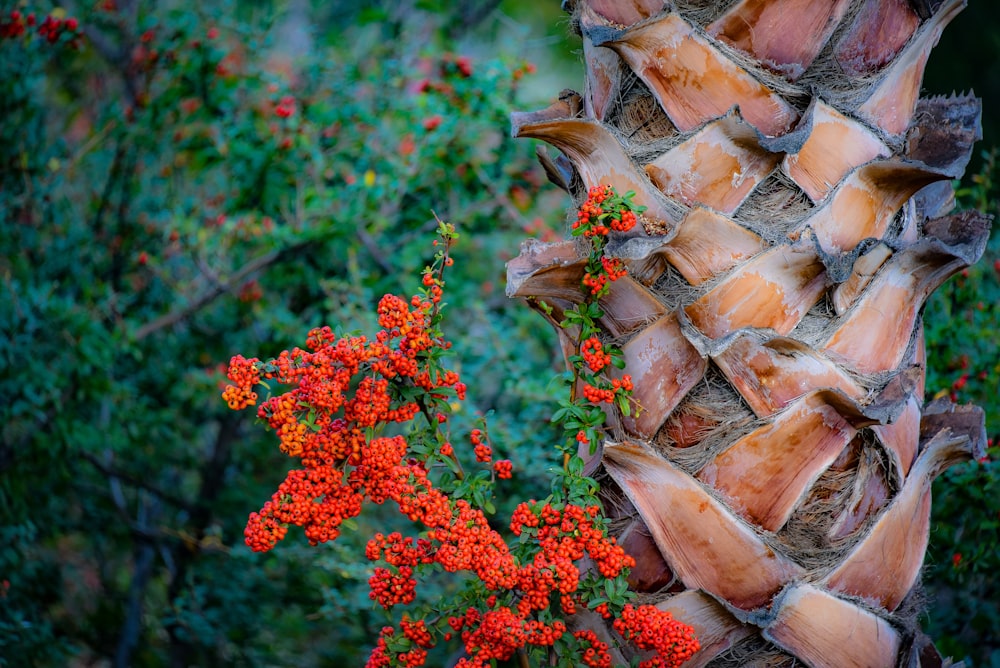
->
[508,1,991,665]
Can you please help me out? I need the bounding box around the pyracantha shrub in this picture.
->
[225,209,699,666]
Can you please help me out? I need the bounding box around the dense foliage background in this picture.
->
[1,1,998,666]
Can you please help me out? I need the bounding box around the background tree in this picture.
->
[1,3,562,664]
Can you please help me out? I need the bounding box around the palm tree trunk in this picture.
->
[508,1,991,665]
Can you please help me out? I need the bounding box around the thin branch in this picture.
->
[133,239,314,340]
[193,252,228,293]
[165,416,239,668]
[82,23,122,64]
[114,492,163,668]
[114,542,156,668]
[474,165,535,229]
[92,140,127,237]
[356,226,396,275]
[73,0,143,107]
[80,450,195,512]
[66,119,118,171]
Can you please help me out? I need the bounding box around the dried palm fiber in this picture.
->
[506,0,991,665]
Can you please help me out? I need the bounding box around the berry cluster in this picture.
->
[511,60,537,82]
[1,9,81,46]
[574,628,613,667]
[492,459,513,479]
[411,52,482,113]
[581,335,611,372]
[573,184,640,238]
[360,439,652,664]
[470,428,491,463]
[225,227,467,556]
[583,255,629,296]
[274,94,296,118]
[231,287,461,551]
[413,501,639,665]
[509,501,635,583]
[582,375,633,405]
[442,53,473,78]
[221,354,260,410]
[572,185,643,299]
[367,625,429,668]
[366,488,518,604]
[613,604,702,668]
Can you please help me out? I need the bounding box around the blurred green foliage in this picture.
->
[1,0,998,666]
[1,1,567,665]
[922,149,1000,668]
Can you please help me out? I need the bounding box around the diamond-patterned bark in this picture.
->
[508,1,990,665]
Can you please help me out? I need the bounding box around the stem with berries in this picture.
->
[222,208,698,667]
